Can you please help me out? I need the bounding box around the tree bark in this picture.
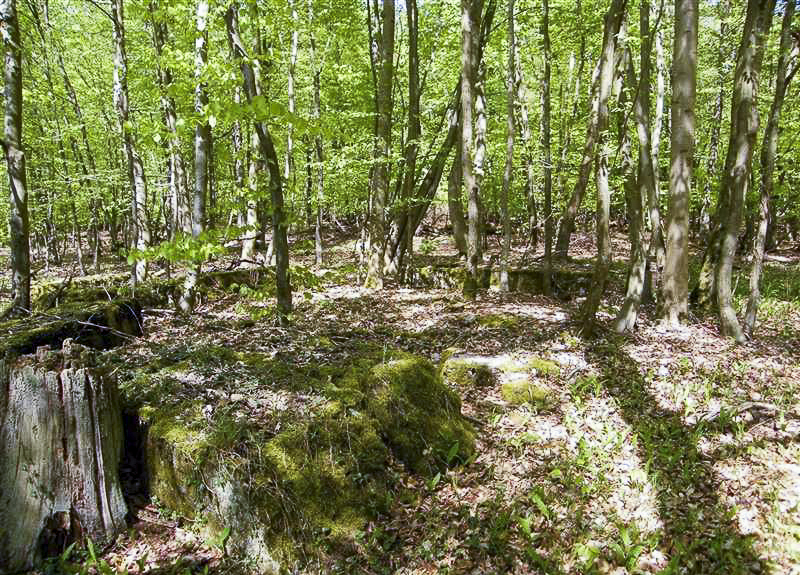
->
[112,0,149,284]
[461,0,479,298]
[226,3,293,322]
[540,0,553,296]
[744,0,796,335]
[180,0,210,314]
[714,0,776,342]
[580,0,627,332]
[308,0,325,266]
[365,0,395,289]
[2,0,30,314]
[554,66,601,260]
[0,341,127,572]
[615,0,658,332]
[499,0,515,292]
[661,0,698,326]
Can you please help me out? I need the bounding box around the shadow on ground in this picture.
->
[586,337,768,574]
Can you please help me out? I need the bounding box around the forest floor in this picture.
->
[8,225,800,575]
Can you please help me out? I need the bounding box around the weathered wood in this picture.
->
[0,340,127,572]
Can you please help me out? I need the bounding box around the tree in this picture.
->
[111,0,149,284]
[461,0,483,299]
[714,0,776,341]
[226,2,292,321]
[499,0,515,293]
[179,0,210,313]
[614,0,659,332]
[580,0,627,331]
[744,0,797,335]
[1,0,30,314]
[539,0,553,296]
[661,0,698,326]
[364,0,395,289]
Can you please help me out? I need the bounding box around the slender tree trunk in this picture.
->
[448,142,468,255]
[615,0,658,332]
[462,0,479,298]
[308,0,325,266]
[285,0,298,209]
[364,0,395,289]
[112,0,149,284]
[540,0,553,296]
[53,31,102,270]
[1,0,30,314]
[661,0,698,325]
[744,0,796,335]
[241,128,261,264]
[556,0,585,206]
[396,0,421,282]
[226,3,292,321]
[150,1,191,237]
[714,0,776,341]
[554,66,601,260]
[515,44,537,253]
[499,0,515,292]
[580,0,627,331]
[180,0,209,313]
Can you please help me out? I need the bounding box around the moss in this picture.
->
[440,357,496,388]
[476,313,519,329]
[527,357,560,377]
[365,358,475,474]
[501,381,553,408]
[135,350,475,570]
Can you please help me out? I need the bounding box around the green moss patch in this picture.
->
[132,350,475,570]
[501,380,553,408]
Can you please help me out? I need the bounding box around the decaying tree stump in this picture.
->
[0,340,127,572]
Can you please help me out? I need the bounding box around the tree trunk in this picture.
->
[648,9,666,272]
[308,0,325,266]
[580,0,627,332]
[461,0,480,299]
[226,4,292,322]
[448,144,468,255]
[180,0,210,314]
[0,341,127,572]
[241,128,261,265]
[112,0,149,284]
[2,0,30,315]
[285,0,298,210]
[395,0,421,283]
[149,0,191,237]
[714,0,776,342]
[554,66,601,260]
[615,0,657,332]
[499,0,515,292]
[661,0,698,326]
[744,0,796,335]
[365,0,395,289]
[540,0,553,296]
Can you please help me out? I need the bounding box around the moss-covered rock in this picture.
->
[440,353,499,388]
[137,351,475,572]
[500,380,553,408]
[365,358,475,474]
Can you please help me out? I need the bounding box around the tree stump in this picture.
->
[0,340,127,572]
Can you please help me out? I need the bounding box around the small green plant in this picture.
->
[418,238,437,255]
[206,526,232,555]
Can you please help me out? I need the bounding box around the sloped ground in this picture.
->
[13,231,800,574]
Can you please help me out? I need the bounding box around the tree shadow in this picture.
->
[585,337,769,574]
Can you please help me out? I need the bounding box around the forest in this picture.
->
[0,0,799,572]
